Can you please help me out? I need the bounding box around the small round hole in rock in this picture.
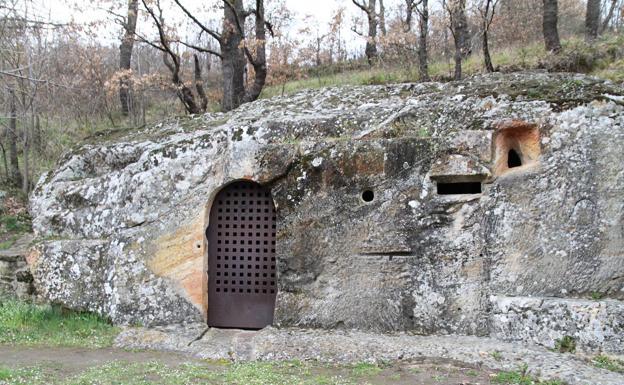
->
[361,190,374,202]
[507,149,522,168]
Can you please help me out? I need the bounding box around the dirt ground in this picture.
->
[0,345,498,385]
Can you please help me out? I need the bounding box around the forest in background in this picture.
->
[0,0,623,200]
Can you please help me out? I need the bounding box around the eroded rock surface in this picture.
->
[29,72,624,352]
[0,234,36,300]
[114,325,624,385]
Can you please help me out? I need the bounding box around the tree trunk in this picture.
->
[453,0,470,58]
[119,0,139,116]
[404,0,413,31]
[454,44,462,80]
[585,0,600,41]
[418,0,430,81]
[447,0,464,80]
[194,55,208,111]
[542,0,562,53]
[243,0,269,104]
[482,0,495,72]
[22,110,31,194]
[220,0,246,111]
[600,0,618,34]
[483,30,494,72]
[316,35,322,67]
[0,143,8,182]
[379,0,386,36]
[8,89,22,188]
[365,0,378,65]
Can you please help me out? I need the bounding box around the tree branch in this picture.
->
[175,40,223,58]
[351,25,365,36]
[173,0,223,43]
[141,0,177,67]
[351,0,368,13]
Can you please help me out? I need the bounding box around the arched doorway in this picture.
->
[206,180,277,329]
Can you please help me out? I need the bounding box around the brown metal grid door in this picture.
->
[207,181,277,329]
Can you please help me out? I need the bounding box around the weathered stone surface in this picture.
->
[491,295,624,353]
[115,326,624,385]
[29,72,624,350]
[0,234,36,300]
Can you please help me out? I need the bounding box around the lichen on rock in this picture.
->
[29,72,624,352]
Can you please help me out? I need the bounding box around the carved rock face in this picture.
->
[28,73,624,351]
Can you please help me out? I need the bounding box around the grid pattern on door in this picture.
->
[209,181,277,296]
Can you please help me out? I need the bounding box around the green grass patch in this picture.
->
[0,215,30,233]
[0,299,119,348]
[492,364,566,385]
[592,355,624,373]
[261,33,624,103]
[493,370,566,385]
[68,361,219,385]
[554,335,576,353]
[0,366,46,384]
[0,358,504,385]
[0,360,358,385]
[0,234,21,250]
[350,362,383,377]
[0,367,10,380]
[590,291,605,300]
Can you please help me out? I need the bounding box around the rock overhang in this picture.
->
[28,72,624,353]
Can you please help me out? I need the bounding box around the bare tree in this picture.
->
[453,0,470,58]
[242,0,270,104]
[379,0,387,36]
[478,0,500,72]
[600,0,619,33]
[585,0,601,41]
[7,89,21,187]
[542,0,562,53]
[403,1,429,80]
[173,0,271,111]
[139,0,204,114]
[352,0,378,65]
[119,0,139,116]
[445,0,466,80]
[404,0,416,31]
[417,0,430,81]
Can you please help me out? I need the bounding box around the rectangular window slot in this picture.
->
[437,182,482,195]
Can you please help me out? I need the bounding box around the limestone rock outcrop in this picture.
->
[29,72,624,352]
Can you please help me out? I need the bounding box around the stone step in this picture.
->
[490,295,624,354]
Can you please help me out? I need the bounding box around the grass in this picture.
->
[493,364,566,385]
[0,360,361,385]
[0,215,30,234]
[0,234,21,250]
[350,362,383,377]
[261,33,624,102]
[0,366,45,384]
[493,370,566,385]
[554,336,576,353]
[490,350,503,361]
[0,299,119,348]
[590,291,605,300]
[592,355,624,373]
[260,40,542,99]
